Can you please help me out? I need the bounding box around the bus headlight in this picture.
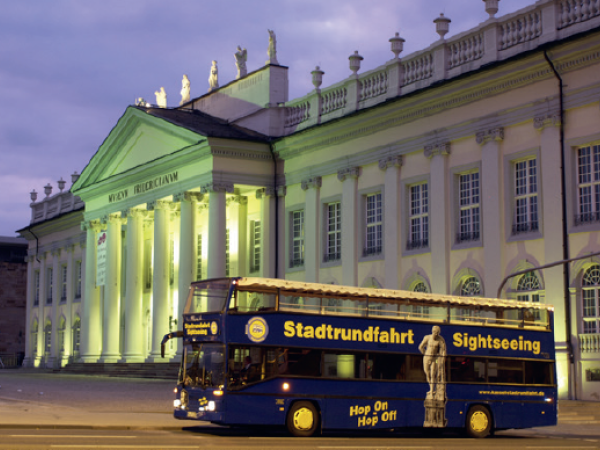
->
[174,399,182,408]
[207,401,216,411]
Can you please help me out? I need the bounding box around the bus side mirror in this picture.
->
[160,331,184,358]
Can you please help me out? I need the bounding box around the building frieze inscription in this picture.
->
[107,171,179,204]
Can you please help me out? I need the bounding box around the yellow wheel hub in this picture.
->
[471,411,489,432]
[293,407,314,430]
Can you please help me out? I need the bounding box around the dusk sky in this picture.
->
[0,0,527,237]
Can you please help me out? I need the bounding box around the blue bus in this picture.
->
[162,277,557,438]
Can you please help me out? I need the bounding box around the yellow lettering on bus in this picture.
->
[284,321,295,337]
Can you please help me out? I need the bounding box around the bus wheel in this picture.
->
[465,405,492,438]
[287,401,319,437]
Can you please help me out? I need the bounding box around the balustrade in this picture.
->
[402,53,433,86]
[499,11,542,49]
[558,0,600,29]
[579,333,600,352]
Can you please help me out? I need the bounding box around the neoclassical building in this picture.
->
[18,0,600,400]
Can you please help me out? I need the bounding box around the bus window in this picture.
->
[371,353,407,380]
[185,280,231,314]
[181,343,226,387]
[283,349,322,377]
[488,359,524,384]
[449,357,486,383]
[524,361,554,385]
[322,352,369,378]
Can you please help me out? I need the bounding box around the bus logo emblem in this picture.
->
[211,321,218,335]
[245,317,269,343]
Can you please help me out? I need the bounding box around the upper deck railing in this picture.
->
[225,277,552,330]
[282,0,600,134]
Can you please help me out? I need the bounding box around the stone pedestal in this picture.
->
[424,391,447,427]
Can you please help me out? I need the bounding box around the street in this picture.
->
[1,369,599,449]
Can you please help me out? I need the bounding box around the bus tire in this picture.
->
[465,405,492,438]
[286,401,319,437]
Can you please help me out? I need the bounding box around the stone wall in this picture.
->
[0,261,27,359]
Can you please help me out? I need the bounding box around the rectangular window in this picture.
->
[74,261,82,299]
[408,183,429,250]
[73,323,81,354]
[291,210,304,267]
[60,265,68,302]
[576,145,600,225]
[250,221,261,272]
[196,234,203,281]
[225,228,230,277]
[457,171,480,243]
[46,268,53,304]
[34,270,40,306]
[583,288,600,334]
[513,159,539,234]
[364,193,382,256]
[325,202,341,262]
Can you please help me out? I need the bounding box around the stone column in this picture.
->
[202,183,233,279]
[100,213,123,363]
[122,208,146,362]
[379,155,403,289]
[23,255,35,367]
[175,192,199,358]
[234,195,248,277]
[63,245,75,366]
[477,128,504,297]
[338,167,360,287]
[536,112,570,399]
[80,220,101,363]
[258,188,277,278]
[301,177,322,283]
[49,248,61,368]
[425,142,451,294]
[147,200,172,362]
[36,253,46,366]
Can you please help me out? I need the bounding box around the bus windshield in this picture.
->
[180,343,226,388]
[184,279,232,314]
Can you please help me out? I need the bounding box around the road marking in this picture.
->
[50,446,200,449]
[318,447,432,449]
[10,435,137,438]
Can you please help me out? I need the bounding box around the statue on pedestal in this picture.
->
[266,29,278,65]
[208,61,219,92]
[180,74,191,105]
[235,46,247,79]
[154,87,167,108]
[418,325,448,428]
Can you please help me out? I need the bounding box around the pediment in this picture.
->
[73,106,205,191]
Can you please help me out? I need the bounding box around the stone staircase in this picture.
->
[59,362,180,379]
[558,401,600,425]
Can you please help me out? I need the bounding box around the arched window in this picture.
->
[517,272,541,321]
[582,265,600,334]
[517,272,540,302]
[460,276,481,296]
[412,282,430,318]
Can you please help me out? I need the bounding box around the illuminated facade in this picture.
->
[19,0,600,400]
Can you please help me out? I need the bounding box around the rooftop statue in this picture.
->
[154,87,167,108]
[180,74,191,105]
[267,29,278,65]
[208,60,219,92]
[235,46,248,79]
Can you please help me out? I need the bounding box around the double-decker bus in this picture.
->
[162,277,557,438]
